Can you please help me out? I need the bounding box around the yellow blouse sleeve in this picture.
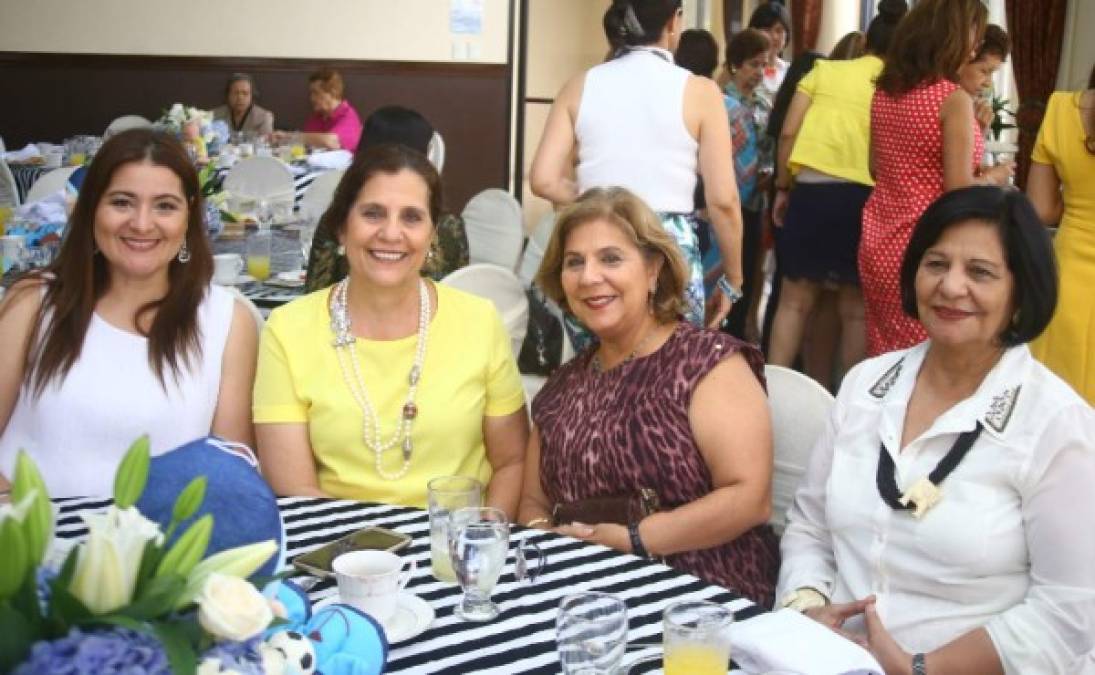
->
[252,313,309,424]
[1031,93,1060,166]
[483,306,526,417]
[796,61,820,98]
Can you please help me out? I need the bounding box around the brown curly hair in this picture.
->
[875,0,987,97]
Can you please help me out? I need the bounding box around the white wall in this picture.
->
[1058,0,1094,90]
[0,0,511,64]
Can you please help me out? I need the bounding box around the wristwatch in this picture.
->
[716,275,744,304]
[912,653,927,675]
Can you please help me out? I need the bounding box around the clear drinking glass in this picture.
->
[556,592,629,675]
[662,601,733,675]
[449,506,509,621]
[245,228,272,281]
[427,476,483,583]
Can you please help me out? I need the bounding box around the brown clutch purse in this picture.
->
[551,488,662,526]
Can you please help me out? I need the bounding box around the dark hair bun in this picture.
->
[876,0,908,22]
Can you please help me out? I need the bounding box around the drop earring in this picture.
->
[337,244,346,256]
[177,243,191,263]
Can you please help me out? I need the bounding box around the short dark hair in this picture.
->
[974,24,1010,63]
[675,29,719,78]
[603,0,683,52]
[224,72,256,97]
[309,68,344,99]
[323,143,443,241]
[864,0,908,55]
[748,1,791,36]
[899,186,1057,346]
[361,106,434,155]
[726,29,770,69]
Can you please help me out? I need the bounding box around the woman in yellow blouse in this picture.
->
[1027,65,1095,404]
[253,144,528,514]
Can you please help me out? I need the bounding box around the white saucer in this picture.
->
[314,592,434,643]
[214,274,255,286]
[276,269,305,283]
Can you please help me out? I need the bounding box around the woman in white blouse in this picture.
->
[778,186,1095,674]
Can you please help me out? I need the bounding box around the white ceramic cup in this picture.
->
[212,253,244,284]
[1,234,27,273]
[332,550,416,624]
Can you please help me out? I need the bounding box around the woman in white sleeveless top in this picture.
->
[531,0,743,334]
[0,129,258,497]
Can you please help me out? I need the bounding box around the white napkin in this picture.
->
[4,143,43,163]
[306,149,352,171]
[731,609,883,675]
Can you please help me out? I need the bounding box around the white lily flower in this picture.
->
[69,506,164,614]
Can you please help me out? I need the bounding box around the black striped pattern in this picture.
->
[54,497,761,674]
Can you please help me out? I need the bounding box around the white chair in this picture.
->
[300,170,344,215]
[763,364,835,535]
[224,286,265,330]
[517,211,556,286]
[462,188,525,271]
[426,132,445,173]
[223,157,295,205]
[440,263,528,357]
[104,114,152,138]
[25,166,78,204]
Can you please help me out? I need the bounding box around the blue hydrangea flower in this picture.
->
[14,628,169,675]
[200,636,267,675]
[204,200,224,238]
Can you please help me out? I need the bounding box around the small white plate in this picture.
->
[313,592,434,644]
[276,269,306,283]
[214,274,255,286]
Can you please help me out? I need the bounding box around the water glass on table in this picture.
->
[556,591,629,674]
[448,506,544,622]
[663,600,734,675]
[245,228,272,281]
[427,476,483,582]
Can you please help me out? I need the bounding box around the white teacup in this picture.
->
[332,550,415,624]
[213,253,244,284]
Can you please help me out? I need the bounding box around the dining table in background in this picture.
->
[8,163,52,203]
[54,496,762,675]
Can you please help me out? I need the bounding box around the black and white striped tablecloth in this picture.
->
[55,497,763,674]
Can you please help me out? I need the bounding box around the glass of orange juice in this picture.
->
[245,229,272,281]
[663,601,733,675]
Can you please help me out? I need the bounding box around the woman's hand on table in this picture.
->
[803,596,873,647]
[862,600,914,675]
[554,521,630,553]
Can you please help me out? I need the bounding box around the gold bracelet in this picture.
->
[525,517,552,529]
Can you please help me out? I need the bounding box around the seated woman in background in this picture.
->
[0,129,258,497]
[212,72,274,138]
[778,187,1095,674]
[253,144,527,515]
[279,68,362,152]
[305,105,469,292]
[518,187,779,607]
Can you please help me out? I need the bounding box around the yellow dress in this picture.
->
[1030,91,1095,404]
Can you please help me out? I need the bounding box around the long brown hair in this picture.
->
[875,0,987,97]
[26,128,213,395]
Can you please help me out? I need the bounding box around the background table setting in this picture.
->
[51,495,884,674]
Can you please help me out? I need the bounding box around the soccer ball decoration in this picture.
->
[267,630,316,675]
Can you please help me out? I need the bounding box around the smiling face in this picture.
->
[93,160,189,284]
[227,79,253,116]
[959,53,1002,97]
[914,219,1015,350]
[560,218,661,342]
[339,169,433,290]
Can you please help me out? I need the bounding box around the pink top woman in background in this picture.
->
[859,0,1013,356]
[300,68,363,152]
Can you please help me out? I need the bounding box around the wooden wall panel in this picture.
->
[0,53,510,212]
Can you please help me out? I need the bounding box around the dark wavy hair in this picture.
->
[603,0,682,52]
[361,105,434,155]
[675,28,719,78]
[747,1,791,38]
[726,29,770,70]
[899,187,1057,346]
[322,143,443,243]
[23,128,212,395]
[864,0,908,56]
[875,0,987,97]
[975,24,1010,63]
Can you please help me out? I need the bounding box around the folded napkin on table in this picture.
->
[730,608,883,675]
[306,149,352,171]
[4,143,44,163]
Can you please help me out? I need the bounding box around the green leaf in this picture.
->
[120,574,187,621]
[113,435,152,508]
[47,582,92,634]
[56,544,80,586]
[171,477,207,526]
[156,515,212,580]
[132,539,164,599]
[11,451,54,568]
[0,518,28,602]
[8,567,42,628]
[153,621,198,675]
[0,602,35,673]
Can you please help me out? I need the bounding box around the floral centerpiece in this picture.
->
[156,104,230,164]
[0,437,284,674]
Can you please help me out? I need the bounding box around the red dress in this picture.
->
[860,79,984,356]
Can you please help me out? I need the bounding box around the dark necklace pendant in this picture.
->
[401,436,412,461]
[402,402,418,420]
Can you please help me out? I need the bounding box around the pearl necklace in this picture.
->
[330,277,429,480]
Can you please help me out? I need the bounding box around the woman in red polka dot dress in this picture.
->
[860,0,1013,356]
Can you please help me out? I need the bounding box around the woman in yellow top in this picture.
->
[766,0,907,384]
[1027,64,1095,405]
[253,144,528,514]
